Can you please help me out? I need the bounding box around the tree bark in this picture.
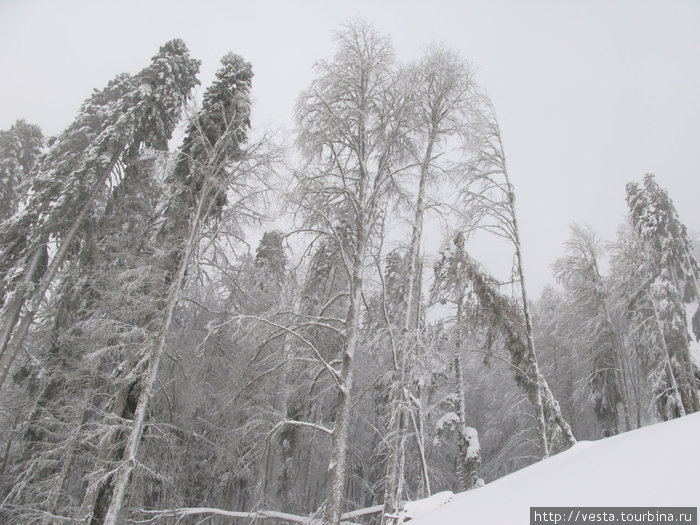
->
[322,231,367,525]
[381,135,432,523]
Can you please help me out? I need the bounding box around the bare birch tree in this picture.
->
[292,20,412,525]
[381,46,477,521]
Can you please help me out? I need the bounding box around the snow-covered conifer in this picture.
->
[0,39,200,390]
[0,120,43,222]
[622,175,699,416]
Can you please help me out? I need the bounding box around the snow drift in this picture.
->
[411,413,700,524]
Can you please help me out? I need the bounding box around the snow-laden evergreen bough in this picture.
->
[433,233,576,455]
[0,120,43,222]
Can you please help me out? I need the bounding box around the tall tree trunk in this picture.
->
[101,174,210,525]
[452,284,482,491]
[322,234,367,525]
[468,102,575,455]
[381,134,433,523]
[407,384,430,498]
[453,353,482,490]
[78,375,140,523]
[465,252,576,453]
[508,187,550,457]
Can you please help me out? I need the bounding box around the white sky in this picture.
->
[1,0,698,295]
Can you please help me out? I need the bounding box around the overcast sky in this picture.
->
[1,0,698,295]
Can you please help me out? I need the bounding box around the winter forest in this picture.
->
[0,17,698,525]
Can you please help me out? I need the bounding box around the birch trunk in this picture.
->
[322,224,367,525]
[507,186,550,457]
[408,387,431,498]
[381,136,432,523]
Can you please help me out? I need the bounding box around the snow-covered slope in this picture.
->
[411,413,700,524]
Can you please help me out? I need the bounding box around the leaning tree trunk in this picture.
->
[508,188,551,458]
[78,362,145,523]
[466,258,576,454]
[100,173,211,525]
[0,149,124,390]
[467,101,573,456]
[407,383,431,498]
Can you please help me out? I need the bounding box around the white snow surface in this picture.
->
[399,491,454,521]
[411,413,700,525]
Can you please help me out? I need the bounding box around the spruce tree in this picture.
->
[0,39,200,390]
[0,120,43,222]
[622,174,699,417]
[95,52,254,525]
